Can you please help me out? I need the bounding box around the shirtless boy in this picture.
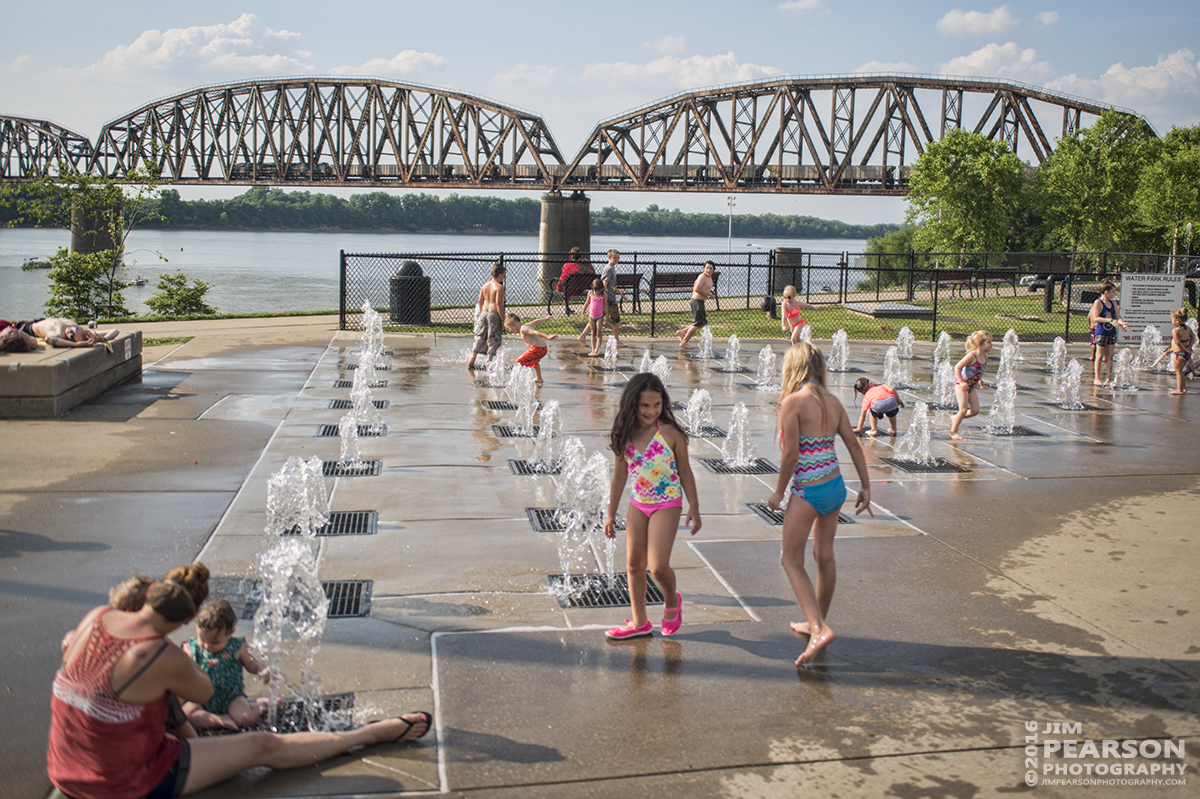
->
[676,261,716,349]
[467,262,506,369]
[10,317,120,348]
[505,313,560,384]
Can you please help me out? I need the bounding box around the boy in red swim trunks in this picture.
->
[505,312,559,384]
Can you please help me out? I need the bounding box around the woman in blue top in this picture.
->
[1089,282,1129,386]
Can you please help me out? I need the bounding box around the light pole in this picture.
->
[726,195,736,257]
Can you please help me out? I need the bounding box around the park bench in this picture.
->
[970,269,1019,297]
[548,272,644,314]
[918,270,972,298]
[643,271,721,309]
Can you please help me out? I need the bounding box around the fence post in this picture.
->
[745,252,752,309]
[650,261,658,337]
[930,266,940,342]
[339,249,346,331]
[838,254,847,303]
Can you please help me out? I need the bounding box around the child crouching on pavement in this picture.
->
[505,312,560,384]
[182,600,271,731]
[852,378,905,436]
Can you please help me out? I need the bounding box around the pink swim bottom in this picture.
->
[629,498,683,518]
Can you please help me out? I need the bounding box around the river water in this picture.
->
[0,228,866,319]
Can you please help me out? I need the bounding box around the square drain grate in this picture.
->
[474,380,507,389]
[737,382,780,391]
[698,458,778,475]
[322,460,382,477]
[711,366,755,374]
[549,572,665,608]
[509,460,561,475]
[333,379,388,389]
[207,577,264,620]
[261,693,355,733]
[881,457,971,474]
[316,424,387,437]
[482,400,518,411]
[830,367,866,374]
[747,502,854,525]
[526,507,624,532]
[328,399,389,410]
[689,425,727,439]
[323,580,372,617]
[285,510,379,537]
[591,365,636,372]
[989,425,1046,437]
[344,363,391,371]
[492,424,539,438]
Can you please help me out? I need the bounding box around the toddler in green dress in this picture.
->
[181,600,271,730]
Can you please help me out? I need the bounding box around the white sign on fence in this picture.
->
[1117,273,1185,345]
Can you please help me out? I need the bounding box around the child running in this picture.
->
[780,285,818,345]
[505,312,560,385]
[581,278,606,355]
[604,373,701,640]
[1152,308,1195,395]
[768,343,872,666]
[182,600,271,731]
[949,330,993,440]
[852,377,905,436]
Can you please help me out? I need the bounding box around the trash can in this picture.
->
[390,260,431,325]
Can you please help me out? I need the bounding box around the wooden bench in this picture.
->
[970,269,1019,297]
[547,272,644,314]
[643,271,721,309]
[918,271,972,298]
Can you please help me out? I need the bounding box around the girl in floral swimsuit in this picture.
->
[950,330,993,440]
[604,373,701,640]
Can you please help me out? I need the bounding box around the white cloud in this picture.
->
[939,42,1053,79]
[1035,10,1061,26]
[778,0,823,14]
[583,53,784,94]
[330,51,447,77]
[1047,48,1200,127]
[854,60,922,75]
[936,6,1020,36]
[492,63,563,90]
[645,36,686,56]
[87,14,313,75]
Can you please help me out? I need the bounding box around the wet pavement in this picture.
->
[3,315,1197,799]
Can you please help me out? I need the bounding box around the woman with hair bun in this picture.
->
[48,563,430,799]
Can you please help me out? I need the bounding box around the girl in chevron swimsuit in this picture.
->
[604,373,701,641]
[767,343,873,666]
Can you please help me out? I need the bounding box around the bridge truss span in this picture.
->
[0,116,94,178]
[563,75,1126,195]
[90,78,567,187]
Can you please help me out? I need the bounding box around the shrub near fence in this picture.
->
[340,249,1197,344]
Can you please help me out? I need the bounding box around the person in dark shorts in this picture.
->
[676,261,716,349]
[851,378,905,436]
[600,249,627,347]
[1088,282,1129,385]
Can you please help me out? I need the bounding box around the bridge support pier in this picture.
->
[539,192,590,299]
[70,203,122,258]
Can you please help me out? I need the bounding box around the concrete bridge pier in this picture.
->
[538,191,590,299]
[70,203,122,257]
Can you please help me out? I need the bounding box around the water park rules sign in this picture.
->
[1117,273,1184,344]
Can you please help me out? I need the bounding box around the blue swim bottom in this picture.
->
[788,474,847,515]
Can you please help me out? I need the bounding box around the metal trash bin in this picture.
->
[389,260,431,325]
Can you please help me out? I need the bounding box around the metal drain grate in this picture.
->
[333,379,388,389]
[322,460,382,477]
[698,458,777,475]
[285,510,379,536]
[989,425,1046,437]
[323,580,372,617]
[207,577,264,620]
[689,425,727,439]
[316,424,386,437]
[474,380,506,389]
[591,365,636,372]
[492,424,539,438]
[549,572,665,608]
[482,400,518,410]
[672,401,686,411]
[344,363,391,371]
[509,460,561,475]
[526,507,624,532]
[262,693,355,733]
[881,457,971,473]
[1036,401,1103,411]
[328,399,389,410]
[737,382,780,391]
[711,366,755,374]
[747,502,854,525]
[924,402,959,411]
[829,367,866,374]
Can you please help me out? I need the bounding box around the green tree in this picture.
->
[904,129,1025,265]
[1037,109,1160,260]
[1135,124,1200,270]
[6,161,165,318]
[145,271,218,316]
[859,226,918,290]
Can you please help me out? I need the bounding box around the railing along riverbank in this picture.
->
[339,249,1199,343]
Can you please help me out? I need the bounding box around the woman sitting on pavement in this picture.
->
[48,562,431,799]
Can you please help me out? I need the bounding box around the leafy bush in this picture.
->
[42,247,131,319]
[145,271,218,316]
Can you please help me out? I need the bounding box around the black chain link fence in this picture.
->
[340,248,1198,343]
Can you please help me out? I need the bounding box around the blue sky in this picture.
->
[2,1,1197,224]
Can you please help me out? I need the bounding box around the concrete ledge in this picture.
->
[0,331,142,417]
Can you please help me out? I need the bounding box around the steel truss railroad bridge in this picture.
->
[1,74,1139,196]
